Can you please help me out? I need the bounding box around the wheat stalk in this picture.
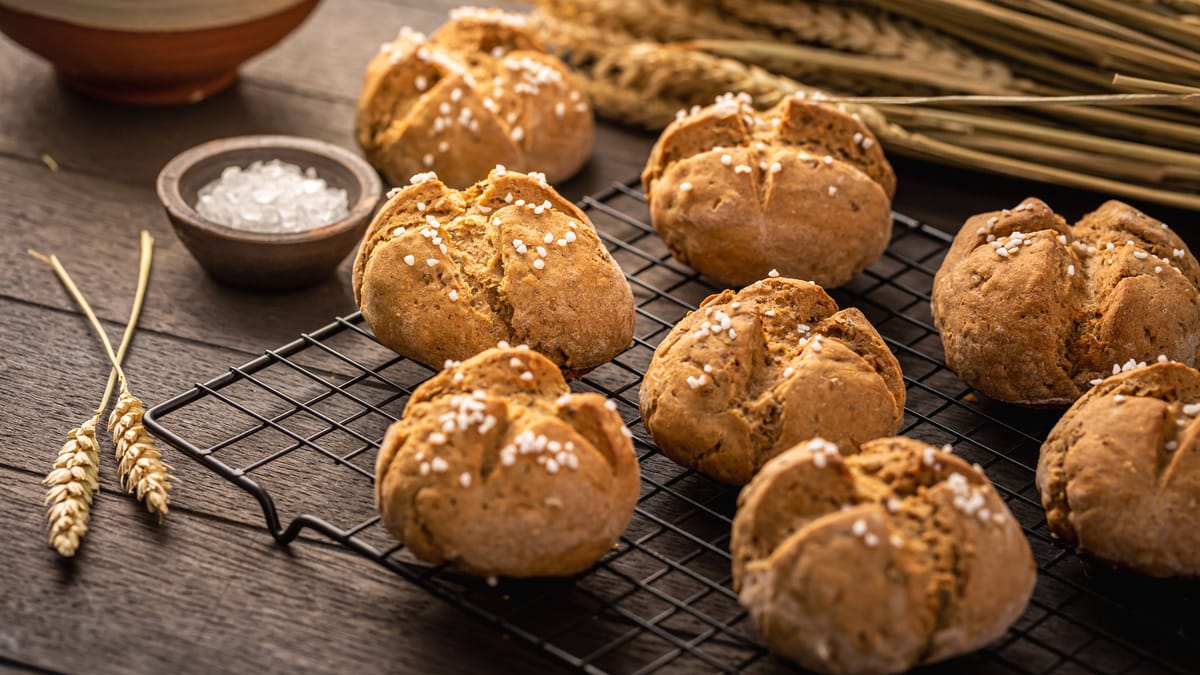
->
[32,231,172,523]
[534,0,1023,92]
[42,415,102,557]
[104,232,171,521]
[713,0,1024,89]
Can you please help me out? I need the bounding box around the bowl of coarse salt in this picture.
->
[157,135,381,291]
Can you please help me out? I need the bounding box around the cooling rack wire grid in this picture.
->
[146,179,1199,675]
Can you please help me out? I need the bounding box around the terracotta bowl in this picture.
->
[157,135,382,292]
[0,0,319,105]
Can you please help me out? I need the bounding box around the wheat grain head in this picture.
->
[43,415,101,557]
[108,385,173,521]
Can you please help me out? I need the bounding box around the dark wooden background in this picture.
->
[1,1,1195,673]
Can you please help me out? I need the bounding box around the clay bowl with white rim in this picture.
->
[157,135,382,292]
[0,0,319,105]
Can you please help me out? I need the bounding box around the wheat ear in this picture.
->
[32,232,173,522]
[30,245,123,557]
[105,233,172,521]
[42,414,102,557]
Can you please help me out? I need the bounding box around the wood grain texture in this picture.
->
[0,465,566,675]
[2,0,1198,673]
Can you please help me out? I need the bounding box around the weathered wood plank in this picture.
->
[0,155,360,355]
[0,464,567,675]
[0,296,380,535]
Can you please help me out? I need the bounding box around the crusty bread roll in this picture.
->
[641,92,895,288]
[356,7,593,189]
[353,167,635,375]
[639,277,905,485]
[933,198,1200,407]
[1039,360,1200,577]
[733,437,1035,675]
[374,347,640,577]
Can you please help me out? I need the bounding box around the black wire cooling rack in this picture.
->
[145,179,1200,674]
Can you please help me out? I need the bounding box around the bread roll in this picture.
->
[642,92,895,288]
[375,347,640,577]
[639,277,904,485]
[357,7,592,189]
[932,198,1200,406]
[734,437,1035,675]
[1039,361,1200,577]
[353,167,635,375]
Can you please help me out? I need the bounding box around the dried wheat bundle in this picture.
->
[43,416,101,557]
[530,0,1200,211]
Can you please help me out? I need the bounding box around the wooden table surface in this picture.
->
[2,2,1196,673]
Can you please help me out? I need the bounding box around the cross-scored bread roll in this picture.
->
[353,167,635,375]
[356,7,593,189]
[641,92,896,288]
[1039,361,1200,577]
[733,437,1035,675]
[374,347,640,577]
[638,277,905,485]
[932,198,1200,407]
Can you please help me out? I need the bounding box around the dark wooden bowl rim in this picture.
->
[156,134,381,245]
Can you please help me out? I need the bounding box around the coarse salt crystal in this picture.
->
[196,160,349,233]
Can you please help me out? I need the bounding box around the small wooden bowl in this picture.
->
[157,135,381,292]
[0,0,320,105]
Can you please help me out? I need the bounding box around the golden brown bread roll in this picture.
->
[356,7,593,189]
[1038,360,1200,577]
[353,167,636,375]
[932,198,1200,406]
[638,277,905,485]
[374,347,640,577]
[642,92,895,288]
[733,437,1035,675]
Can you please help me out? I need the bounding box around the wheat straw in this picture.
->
[532,0,1200,211]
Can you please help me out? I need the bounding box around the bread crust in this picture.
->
[374,347,640,577]
[932,198,1200,406]
[356,9,592,189]
[354,168,635,375]
[733,437,1035,675]
[638,277,905,485]
[642,93,895,288]
[1038,361,1200,577]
